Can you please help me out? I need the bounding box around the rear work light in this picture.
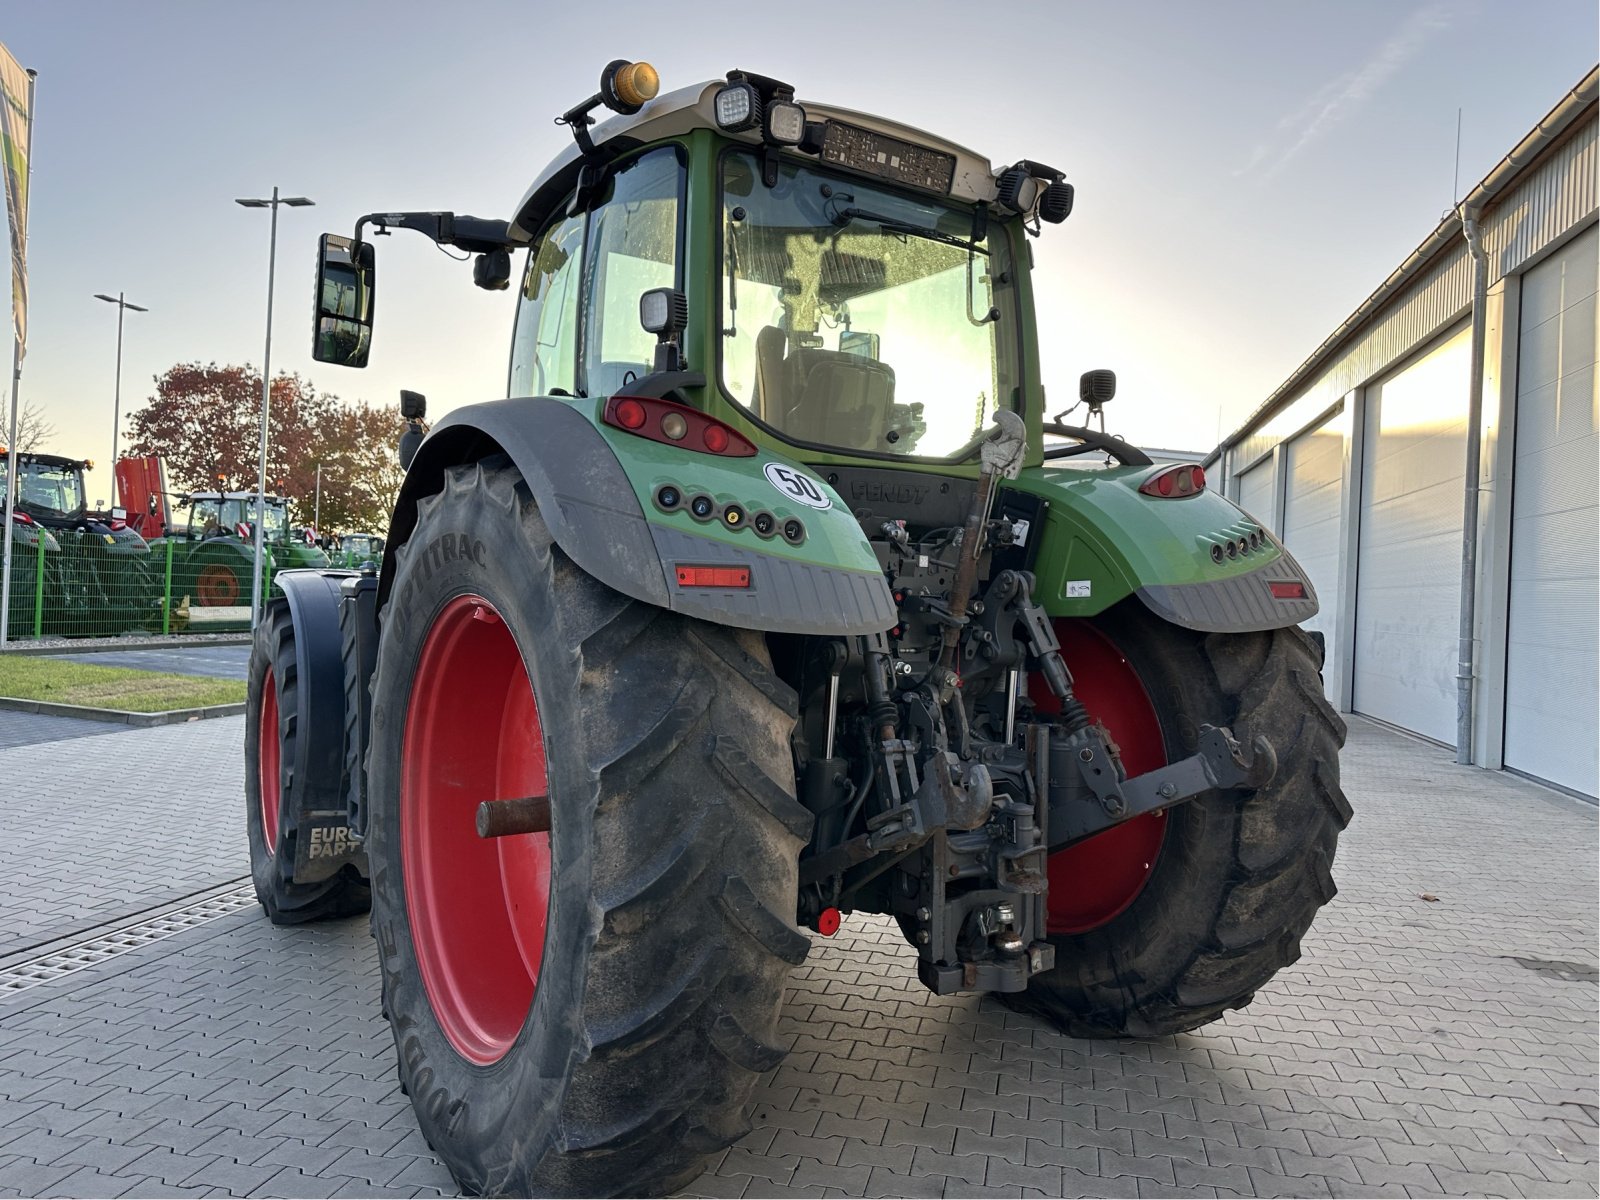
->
[602,395,757,457]
[675,565,751,588]
[1138,465,1206,499]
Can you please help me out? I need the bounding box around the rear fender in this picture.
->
[273,569,366,882]
[1011,465,1319,633]
[378,396,896,636]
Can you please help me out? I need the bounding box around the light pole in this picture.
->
[93,292,148,505]
[236,188,314,628]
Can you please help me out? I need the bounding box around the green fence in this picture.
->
[3,525,285,640]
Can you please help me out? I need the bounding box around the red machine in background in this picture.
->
[114,455,171,539]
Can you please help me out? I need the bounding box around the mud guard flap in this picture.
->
[274,569,367,883]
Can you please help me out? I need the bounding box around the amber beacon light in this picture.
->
[603,60,660,114]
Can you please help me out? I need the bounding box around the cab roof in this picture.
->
[510,77,1001,242]
[184,492,287,503]
[1,451,88,470]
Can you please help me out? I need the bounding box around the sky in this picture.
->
[2,0,1595,505]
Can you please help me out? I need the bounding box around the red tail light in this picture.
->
[1138,465,1206,498]
[9,510,33,525]
[602,395,756,457]
[1268,581,1307,600]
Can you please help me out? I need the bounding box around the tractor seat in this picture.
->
[782,349,896,449]
[755,327,897,449]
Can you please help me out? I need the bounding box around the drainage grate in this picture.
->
[0,885,258,996]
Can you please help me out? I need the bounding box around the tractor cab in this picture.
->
[180,492,292,544]
[1,451,91,529]
[311,66,1075,477]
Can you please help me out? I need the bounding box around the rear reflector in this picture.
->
[1268,581,1306,600]
[675,565,751,588]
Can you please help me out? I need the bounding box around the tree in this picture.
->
[126,362,403,533]
[8,400,55,452]
[306,403,407,534]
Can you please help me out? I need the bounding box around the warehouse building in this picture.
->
[1207,69,1597,801]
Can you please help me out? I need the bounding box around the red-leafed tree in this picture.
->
[126,362,403,531]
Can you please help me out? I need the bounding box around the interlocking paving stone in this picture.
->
[0,717,1592,1197]
[0,715,247,956]
[0,710,131,751]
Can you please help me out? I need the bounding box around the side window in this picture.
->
[581,148,683,398]
[510,213,585,397]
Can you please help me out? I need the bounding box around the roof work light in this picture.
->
[714,81,762,132]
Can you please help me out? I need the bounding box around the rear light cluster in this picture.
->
[655,483,805,545]
[603,395,756,457]
[1209,529,1266,563]
[1139,465,1206,499]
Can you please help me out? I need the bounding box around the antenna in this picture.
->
[1451,106,1463,206]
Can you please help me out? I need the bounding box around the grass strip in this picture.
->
[0,655,245,713]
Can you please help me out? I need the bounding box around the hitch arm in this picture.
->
[1047,724,1277,849]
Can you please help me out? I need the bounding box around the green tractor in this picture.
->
[248,61,1348,1198]
[1,450,157,636]
[152,488,329,607]
[331,531,384,570]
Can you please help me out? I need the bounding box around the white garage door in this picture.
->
[1282,413,1344,700]
[1503,226,1598,799]
[1237,460,1276,530]
[1353,325,1471,744]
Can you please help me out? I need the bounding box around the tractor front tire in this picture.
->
[366,460,811,1198]
[1007,604,1350,1037]
[244,600,372,924]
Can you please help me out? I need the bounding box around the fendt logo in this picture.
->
[850,481,929,506]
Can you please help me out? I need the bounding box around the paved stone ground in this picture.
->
[0,712,129,752]
[50,646,251,681]
[0,716,247,957]
[0,717,1592,1198]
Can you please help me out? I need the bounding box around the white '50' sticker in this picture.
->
[763,463,832,510]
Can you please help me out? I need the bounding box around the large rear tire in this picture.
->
[1005,603,1350,1037]
[244,599,372,924]
[366,460,811,1198]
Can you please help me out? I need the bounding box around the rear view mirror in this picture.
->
[313,233,375,368]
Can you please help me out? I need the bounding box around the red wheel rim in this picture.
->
[402,594,551,1065]
[258,670,281,854]
[1034,621,1168,935]
[197,564,239,606]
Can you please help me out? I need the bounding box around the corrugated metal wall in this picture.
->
[1215,98,1597,784]
[1230,114,1596,469]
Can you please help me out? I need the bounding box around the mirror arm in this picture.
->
[351,211,516,258]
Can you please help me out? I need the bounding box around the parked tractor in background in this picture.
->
[1,449,157,636]
[332,531,384,569]
[150,487,329,607]
[246,61,1349,1198]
